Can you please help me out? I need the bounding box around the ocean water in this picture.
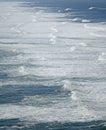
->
[0,0,106,129]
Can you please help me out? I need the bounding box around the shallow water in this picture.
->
[0,0,106,129]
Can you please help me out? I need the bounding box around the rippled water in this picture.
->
[0,0,106,129]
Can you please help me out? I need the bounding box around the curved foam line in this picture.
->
[84,24,105,31]
[89,7,96,10]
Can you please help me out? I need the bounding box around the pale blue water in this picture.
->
[0,0,106,129]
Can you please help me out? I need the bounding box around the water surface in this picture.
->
[0,0,106,129]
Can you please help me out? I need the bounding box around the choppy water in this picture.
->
[0,0,106,129]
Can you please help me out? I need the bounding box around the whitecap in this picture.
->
[71,91,77,101]
[89,6,106,11]
[65,8,72,11]
[70,46,76,52]
[82,19,90,23]
[62,80,73,92]
[72,18,81,22]
[89,7,96,10]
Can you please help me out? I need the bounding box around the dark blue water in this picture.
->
[21,0,106,22]
[0,0,106,129]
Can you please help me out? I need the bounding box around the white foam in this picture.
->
[79,42,87,47]
[72,18,81,22]
[50,26,58,32]
[16,54,23,59]
[62,81,79,101]
[77,105,96,119]
[0,103,98,123]
[49,38,56,44]
[89,6,106,10]
[104,122,106,126]
[71,91,77,101]
[70,46,76,52]
[6,12,11,16]
[49,33,56,39]
[31,15,37,22]
[58,10,61,13]
[35,10,44,15]
[84,24,105,31]
[19,66,27,75]
[49,33,57,44]
[89,7,96,10]
[12,49,17,52]
[11,27,21,33]
[0,126,24,130]
[98,52,106,61]
[65,8,72,11]
[82,19,90,23]
[61,22,67,25]
[62,80,73,92]
[16,23,24,27]
[0,1,105,124]
[40,56,46,61]
[90,32,106,38]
